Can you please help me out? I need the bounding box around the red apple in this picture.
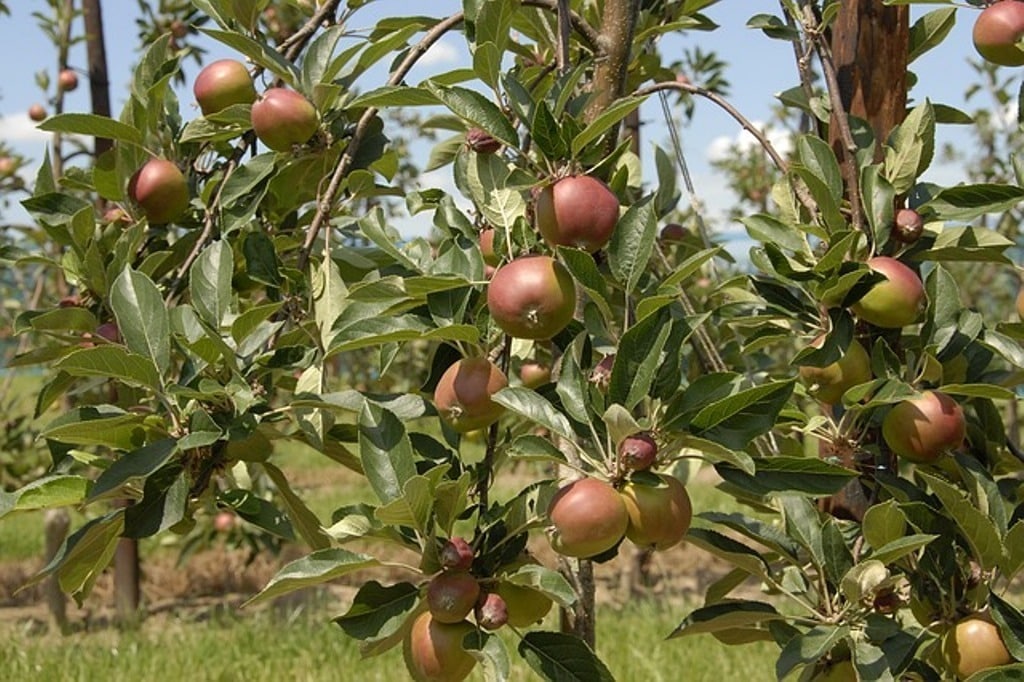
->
[426,571,480,624]
[58,69,78,92]
[535,175,620,252]
[893,208,924,244]
[433,357,507,433]
[128,159,190,224]
[974,1,1024,66]
[660,223,688,241]
[547,478,628,558]
[487,254,576,339]
[479,228,500,267]
[519,361,551,389]
[250,88,319,151]
[403,612,476,682]
[28,104,47,122]
[881,390,966,463]
[193,59,256,116]
[439,537,474,571]
[474,592,508,630]
[617,432,658,472]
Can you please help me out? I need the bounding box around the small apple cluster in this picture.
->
[124,57,321,226]
[404,538,553,681]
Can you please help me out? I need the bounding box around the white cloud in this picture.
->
[418,40,459,68]
[705,120,792,163]
[0,113,50,143]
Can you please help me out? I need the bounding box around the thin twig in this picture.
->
[555,0,571,73]
[522,0,600,50]
[282,0,344,61]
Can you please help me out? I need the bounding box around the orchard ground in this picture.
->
[0,436,777,680]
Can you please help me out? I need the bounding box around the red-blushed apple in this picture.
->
[893,208,924,244]
[850,256,924,328]
[403,612,476,682]
[942,613,1012,679]
[479,228,500,267]
[426,571,480,624]
[798,336,872,405]
[28,104,47,122]
[193,59,256,115]
[973,1,1024,66]
[617,432,658,472]
[535,175,620,252]
[58,69,78,92]
[486,254,576,339]
[439,537,474,571]
[250,88,319,151]
[519,361,551,389]
[881,390,965,463]
[619,474,692,551]
[466,127,501,154]
[547,478,628,558]
[660,223,688,241]
[433,357,507,433]
[473,591,508,630]
[0,157,14,176]
[213,511,235,532]
[128,159,190,224]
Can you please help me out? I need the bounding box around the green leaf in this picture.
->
[244,548,381,607]
[55,346,161,391]
[964,665,1024,681]
[491,387,575,441]
[797,135,843,204]
[264,462,332,550]
[42,407,149,451]
[908,8,956,64]
[201,28,299,85]
[111,267,170,373]
[190,241,233,328]
[923,184,1024,223]
[607,195,654,294]
[38,113,143,146]
[426,83,518,148]
[919,472,1004,571]
[558,248,613,322]
[716,457,858,497]
[776,625,848,680]
[313,256,349,350]
[870,534,938,564]
[741,214,808,255]
[686,527,770,578]
[670,601,783,638]
[27,511,124,605]
[374,475,434,535]
[1003,522,1024,575]
[690,380,796,450]
[861,500,907,551]
[504,564,576,608]
[884,101,934,194]
[358,402,417,505]
[333,580,419,643]
[0,475,91,520]
[123,466,188,539]
[518,632,614,682]
[221,489,294,540]
[990,592,1024,662]
[609,309,672,410]
[347,85,440,108]
[90,438,178,500]
[465,630,510,682]
[782,495,825,568]
[571,96,645,156]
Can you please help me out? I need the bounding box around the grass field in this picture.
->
[0,599,776,682]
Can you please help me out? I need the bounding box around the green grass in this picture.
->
[0,600,776,682]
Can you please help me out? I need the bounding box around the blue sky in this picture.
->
[0,1,1002,244]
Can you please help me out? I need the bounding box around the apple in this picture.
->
[439,537,474,571]
[619,474,692,551]
[535,175,620,252]
[128,159,190,224]
[819,660,857,682]
[170,20,189,39]
[466,127,501,154]
[213,511,235,532]
[850,256,924,328]
[426,571,480,624]
[28,104,47,122]
[590,354,614,391]
[433,357,507,433]
[547,477,628,558]
[487,254,576,339]
[495,580,553,627]
[479,228,500,267]
[660,223,688,241]
[942,613,1013,679]
[0,156,14,176]
[519,362,551,389]
[58,69,79,92]
[474,591,508,631]
[973,1,1024,66]
[893,208,924,244]
[617,432,658,472]
[403,612,476,682]
[881,390,966,463]
[798,336,872,405]
[193,59,256,116]
[250,88,319,151]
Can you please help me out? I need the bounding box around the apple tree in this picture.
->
[6,0,1024,680]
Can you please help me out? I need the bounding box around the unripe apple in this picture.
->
[819,660,857,682]
[942,613,1012,679]
[893,208,924,244]
[474,591,508,630]
[193,59,256,116]
[487,254,576,339]
[850,256,924,328]
[466,127,501,154]
[439,537,474,571]
[250,88,319,151]
[403,612,476,682]
[547,478,628,558]
[426,571,480,624]
[479,228,500,267]
[617,432,658,472]
[881,390,965,464]
[798,336,872,405]
[519,361,551,389]
[535,175,620,252]
[619,474,692,551]
[495,580,553,627]
[128,159,190,224]
[433,357,507,433]
[28,104,47,122]
[58,69,79,92]
[973,1,1024,66]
